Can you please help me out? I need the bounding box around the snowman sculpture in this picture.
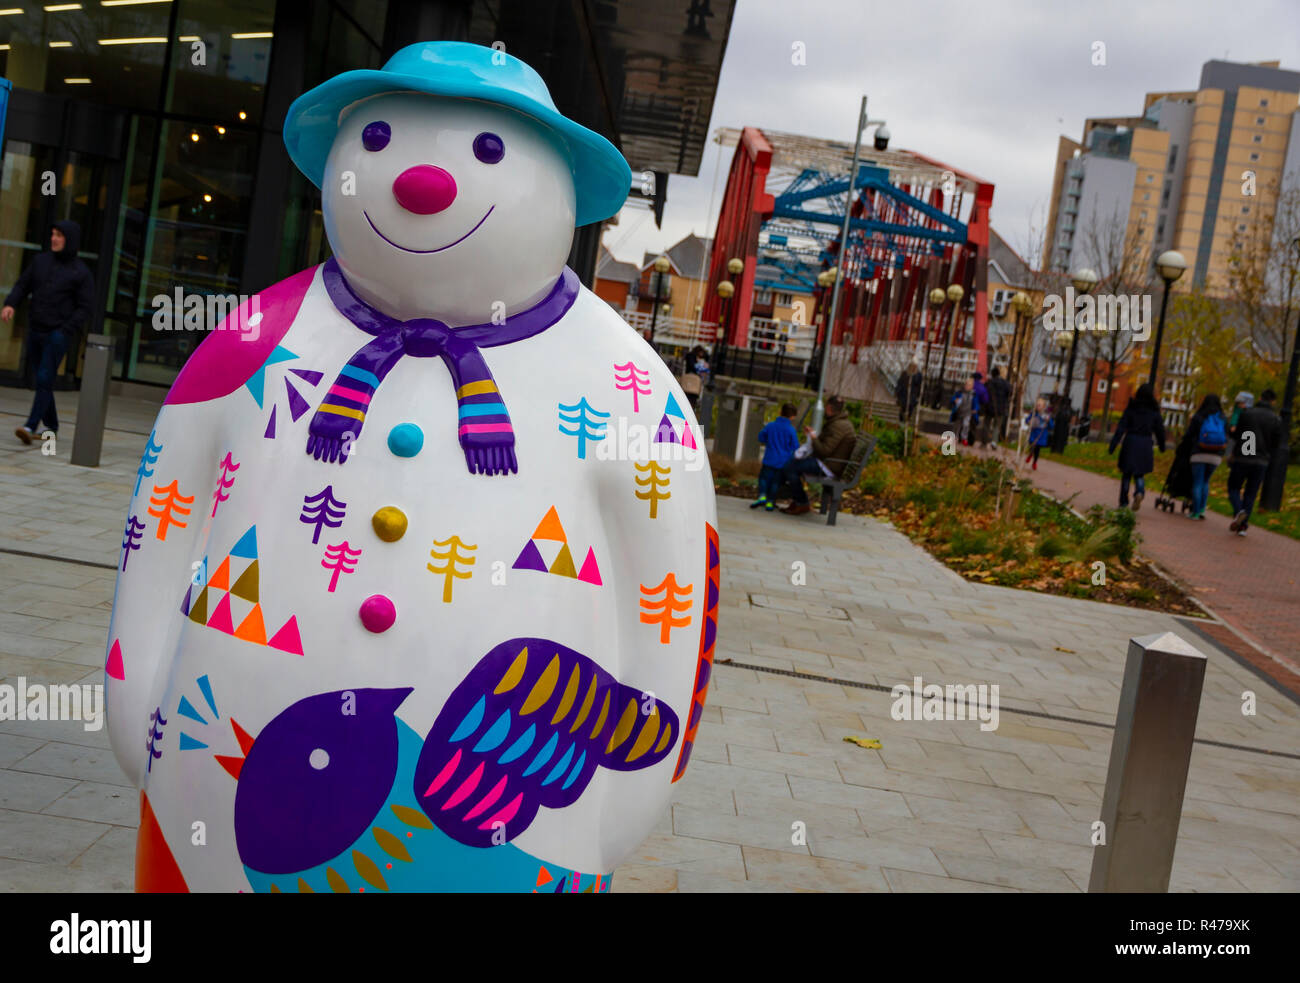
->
[107,41,719,893]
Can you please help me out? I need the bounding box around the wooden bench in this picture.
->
[816,433,877,526]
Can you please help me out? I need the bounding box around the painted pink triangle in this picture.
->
[512,539,549,572]
[105,639,125,680]
[577,547,602,586]
[682,424,697,450]
[268,615,304,655]
[207,591,235,634]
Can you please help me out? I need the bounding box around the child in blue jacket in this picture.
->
[753,402,800,511]
[1024,397,1052,470]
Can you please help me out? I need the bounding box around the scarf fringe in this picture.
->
[306,433,352,464]
[463,443,518,476]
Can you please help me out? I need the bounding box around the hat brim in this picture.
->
[284,69,631,228]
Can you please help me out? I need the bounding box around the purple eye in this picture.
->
[473,132,504,164]
[362,121,391,152]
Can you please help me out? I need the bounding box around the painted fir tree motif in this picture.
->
[299,485,347,544]
[639,573,693,644]
[613,361,651,413]
[321,541,361,592]
[634,461,671,518]
[146,705,166,774]
[135,430,163,496]
[557,397,610,459]
[211,453,240,518]
[147,480,195,541]
[121,515,146,570]
[426,535,477,602]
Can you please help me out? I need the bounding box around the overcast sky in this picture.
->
[602,0,1300,272]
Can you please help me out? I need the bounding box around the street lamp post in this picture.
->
[1261,236,1300,511]
[1148,250,1187,389]
[1062,267,1098,420]
[813,94,889,433]
[934,283,964,408]
[919,287,944,408]
[648,254,671,347]
[711,256,743,380]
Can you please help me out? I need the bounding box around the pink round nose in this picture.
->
[392,164,457,215]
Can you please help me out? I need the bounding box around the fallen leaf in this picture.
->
[843,736,882,749]
[1055,646,1076,653]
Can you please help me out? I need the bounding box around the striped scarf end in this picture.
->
[464,444,518,476]
[306,433,352,465]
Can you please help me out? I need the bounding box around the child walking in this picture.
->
[753,403,800,512]
[1024,398,1052,470]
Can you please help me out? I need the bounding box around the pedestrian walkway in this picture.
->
[1012,447,1300,671]
[1,390,1298,892]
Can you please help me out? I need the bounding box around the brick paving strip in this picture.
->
[1005,449,1300,680]
[1,392,1297,892]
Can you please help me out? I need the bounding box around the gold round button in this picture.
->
[372,506,408,542]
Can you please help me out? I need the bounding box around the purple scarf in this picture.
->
[310,259,578,475]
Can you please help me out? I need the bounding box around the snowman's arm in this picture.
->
[106,401,219,788]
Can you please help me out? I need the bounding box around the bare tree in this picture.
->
[1078,205,1155,435]
[1225,175,1300,361]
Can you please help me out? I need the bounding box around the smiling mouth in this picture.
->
[363,205,495,254]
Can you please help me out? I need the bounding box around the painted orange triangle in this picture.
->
[234,603,267,644]
[208,555,232,590]
[549,543,577,578]
[215,754,244,780]
[230,718,255,756]
[536,866,552,887]
[531,505,567,543]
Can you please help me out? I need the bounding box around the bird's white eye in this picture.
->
[309,748,330,770]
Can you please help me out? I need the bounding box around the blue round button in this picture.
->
[387,423,424,457]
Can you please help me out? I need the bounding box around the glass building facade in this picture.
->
[0,0,733,388]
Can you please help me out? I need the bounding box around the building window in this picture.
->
[1146,174,1154,182]
[1097,379,1108,393]
[1253,134,1262,143]
[1257,116,1266,125]
[1242,206,1250,214]
[1260,98,1269,106]
[1250,152,1260,161]
[1143,192,1151,201]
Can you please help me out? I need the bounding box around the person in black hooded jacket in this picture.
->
[3,220,94,443]
[1108,382,1166,510]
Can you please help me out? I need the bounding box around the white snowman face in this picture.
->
[322,92,577,323]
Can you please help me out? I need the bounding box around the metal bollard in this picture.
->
[1088,631,1207,893]
[70,333,116,468]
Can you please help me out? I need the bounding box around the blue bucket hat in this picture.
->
[283,41,631,228]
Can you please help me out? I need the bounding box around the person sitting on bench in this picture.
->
[780,395,856,515]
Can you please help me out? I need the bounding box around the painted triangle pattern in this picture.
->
[181,525,302,655]
[244,345,298,408]
[511,507,601,587]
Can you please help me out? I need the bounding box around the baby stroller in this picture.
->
[1155,441,1194,514]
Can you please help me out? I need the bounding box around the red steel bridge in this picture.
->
[701,125,995,396]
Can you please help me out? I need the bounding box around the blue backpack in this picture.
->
[1197,413,1226,452]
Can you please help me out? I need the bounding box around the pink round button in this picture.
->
[359,594,396,633]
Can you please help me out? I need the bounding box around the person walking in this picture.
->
[780,395,856,515]
[752,402,799,512]
[1108,382,1166,510]
[1226,389,1283,536]
[985,366,1011,447]
[894,361,922,422]
[950,377,979,445]
[1024,397,1052,470]
[1178,393,1226,520]
[4,220,94,444]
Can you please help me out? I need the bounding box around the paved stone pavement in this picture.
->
[1,389,1298,892]
[997,446,1300,670]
